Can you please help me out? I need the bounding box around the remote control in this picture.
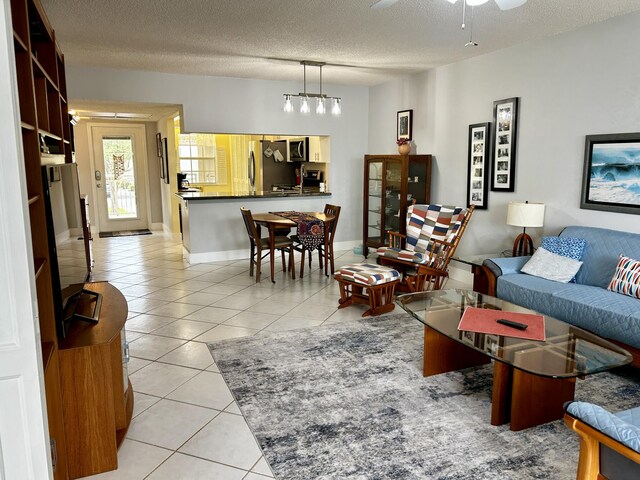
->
[496,319,528,330]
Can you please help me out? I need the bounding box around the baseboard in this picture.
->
[333,240,361,252]
[186,248,249,264]
[185,239,362,264]
[150,222,164,231]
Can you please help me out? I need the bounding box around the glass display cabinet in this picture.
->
[363,154,432,256]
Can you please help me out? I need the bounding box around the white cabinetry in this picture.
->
[308,136,330,163]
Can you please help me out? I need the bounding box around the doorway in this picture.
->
[89,124,150,232]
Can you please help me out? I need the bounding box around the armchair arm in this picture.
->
[387,231,406,249]
[566,402,640,453]
[483,256,531,277]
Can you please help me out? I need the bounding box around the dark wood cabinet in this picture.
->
[363,154,432,256]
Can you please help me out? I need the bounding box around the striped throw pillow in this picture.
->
[607,255,640,299]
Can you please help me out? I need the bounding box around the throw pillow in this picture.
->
[540,236,586,283]
[607,255,640,300]
[521,247,583,283]
[540,236,586,261]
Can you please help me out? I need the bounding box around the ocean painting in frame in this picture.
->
[581,133,640,215]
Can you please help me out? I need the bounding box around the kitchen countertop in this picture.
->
[176,190,331,201]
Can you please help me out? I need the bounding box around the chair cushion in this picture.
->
[259,236,292,249]
[375,246,428,264]
[405,204,465,254]
[607,255,640,299]
[335,263,400,286]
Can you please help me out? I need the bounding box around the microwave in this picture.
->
[288,137,309,161]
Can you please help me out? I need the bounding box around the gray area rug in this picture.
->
[208,314,640,480]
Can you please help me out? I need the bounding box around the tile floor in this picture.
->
[81,232,468,479]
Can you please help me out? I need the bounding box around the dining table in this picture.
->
[252,211,336,283]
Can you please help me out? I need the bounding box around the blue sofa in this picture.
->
[484,226,640,355]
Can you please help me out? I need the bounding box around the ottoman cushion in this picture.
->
[336,263,400,286]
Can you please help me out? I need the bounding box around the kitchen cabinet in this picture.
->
[308,136,330,162]
[363,154,432,256]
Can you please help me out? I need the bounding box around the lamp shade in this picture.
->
[506,202,545,228]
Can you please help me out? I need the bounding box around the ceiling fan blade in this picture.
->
[371,0,400,9]
[494,0,527,10]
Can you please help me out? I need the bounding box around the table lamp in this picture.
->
[506,201,545,256]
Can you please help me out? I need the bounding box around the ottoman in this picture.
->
[334,263,400,317]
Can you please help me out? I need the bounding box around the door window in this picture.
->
[102,136,137,219]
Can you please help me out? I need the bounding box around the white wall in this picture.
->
[66,68,370,243]
[370,10,640,255]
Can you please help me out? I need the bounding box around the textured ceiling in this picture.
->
[44,0,640,86]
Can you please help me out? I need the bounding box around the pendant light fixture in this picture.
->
[283,61,342,116]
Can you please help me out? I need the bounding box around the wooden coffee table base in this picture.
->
[423,325,490,376]
[492,361,576,431]
[423,325,577,431]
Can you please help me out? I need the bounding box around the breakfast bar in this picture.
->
[177,190,332,263]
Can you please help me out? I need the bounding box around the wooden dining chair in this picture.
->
[318,204,341,275]
[240,208,295,283]
[292,204,341,278]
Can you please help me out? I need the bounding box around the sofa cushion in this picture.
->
[550,284,640,349]
[560,226,640,288]
[607,255,640,300]
[521,247,583,283]
[497,275,640,349]
[496,274,568,314]
[541,236,586,261]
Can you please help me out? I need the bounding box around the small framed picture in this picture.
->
[163,137,170,184]
[397,109,413,141]
[491,97,519,192]
[156,132,162,157]
[581,132,640,215]
[467,122,491,210]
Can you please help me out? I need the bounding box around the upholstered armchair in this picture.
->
[564,401,640,480]
[376,204,474,292]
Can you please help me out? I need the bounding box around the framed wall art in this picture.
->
[163,137,170,184]
[491,97,519,192]
[157,133,165,179]
[580,132,640,215]
[466,122,491,210]
[397,109,413,141]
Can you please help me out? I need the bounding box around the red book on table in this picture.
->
[458,306,546,341]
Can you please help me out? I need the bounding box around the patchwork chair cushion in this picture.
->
[404,204,467,254]
[375,246,429,264]
[335,263,400,286]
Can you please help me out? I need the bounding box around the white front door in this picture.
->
[89,124,149,232]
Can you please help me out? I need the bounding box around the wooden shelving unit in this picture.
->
[10,1,133,478]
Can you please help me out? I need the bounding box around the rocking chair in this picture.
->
[376,204,474,292]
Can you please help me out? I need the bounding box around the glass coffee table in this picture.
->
[397,289,632,431]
